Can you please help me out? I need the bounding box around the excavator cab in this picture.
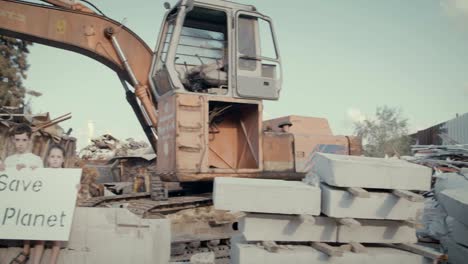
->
[149,0,282,101]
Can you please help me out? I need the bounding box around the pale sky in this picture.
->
[23,0,468,149]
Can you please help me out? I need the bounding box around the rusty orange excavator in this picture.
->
[1,0,360,195]
[0,0,361,260]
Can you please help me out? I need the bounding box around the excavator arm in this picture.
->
[0,0,159,149]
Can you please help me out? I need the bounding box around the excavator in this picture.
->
[0,0,362,261]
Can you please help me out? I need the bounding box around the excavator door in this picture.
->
[235,12,281,100]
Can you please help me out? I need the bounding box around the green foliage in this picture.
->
[354,106,413,157]
[0,36,31,107]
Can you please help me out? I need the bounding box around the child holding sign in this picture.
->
[30,145,66,264]
[7,124,43,264]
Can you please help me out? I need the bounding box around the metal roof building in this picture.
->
[412,112,468,145]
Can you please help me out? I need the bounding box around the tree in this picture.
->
[353,106,412,157]
[0,36,31,107]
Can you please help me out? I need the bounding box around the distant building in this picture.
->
[412,112,468,145]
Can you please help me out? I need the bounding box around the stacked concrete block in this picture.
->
[213,177,321,215]
[312,153,430,233]
[239,214,337,242]
[214,177,327,263]
[336,219,417,243]
[312,153,432,190]
[321,184,424,220]
[312,153,432,254]
[231,243,432,264]
[214,175,433,263]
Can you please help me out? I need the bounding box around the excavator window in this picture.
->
[175,7,228,94]
[152,6,231,97]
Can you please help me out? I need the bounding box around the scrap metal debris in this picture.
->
[79,134,151,160]
[408,145,468,172]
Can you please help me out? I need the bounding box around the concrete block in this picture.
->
[239,214,337,242]
[321,184,424,220]
[438,189,468,227]
[230,243,431,264]
[447,216,468,247]
[213,178,321,215]
[443,237,468,264]
[337,219,417,243]
[67,207,171,264]
[312,153,432,190]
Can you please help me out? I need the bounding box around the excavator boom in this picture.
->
[0,0,152,88]
[0,0,159,148]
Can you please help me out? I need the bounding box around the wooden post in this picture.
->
[392,190,425,202]
[346,187,370,198]
[384,243,448,262]
[262,241,279,253]
[299,214,315,224]
[402,219,424,229]
[310,242,343,257]
[337,218,361,229]
[349,242,367,253]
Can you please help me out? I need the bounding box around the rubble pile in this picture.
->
[79,134,150,160]
[409,145,468,172]
[420,169,468,264]
[0,107,76,166]
[214,153,443,264]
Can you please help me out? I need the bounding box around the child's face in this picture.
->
[47,148,64,168]
[13,133,31,154]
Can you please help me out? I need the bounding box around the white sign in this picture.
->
[0,168,81,241]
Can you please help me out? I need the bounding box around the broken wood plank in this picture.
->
[349,242,367,253]
[339,244,352,251]
[310,242,343,257]
[402,219,424,229]
[383,243,448,262]
[346,187,370,198]
[337,218,361,229]
[261,241,279,253]
[299,214,315,224]
[392,190,425,202]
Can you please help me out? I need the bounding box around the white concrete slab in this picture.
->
[438,189,468,227]
[321,184,424,220]
[447,216,468,247]
[66,207,171,264]
[443,237,468,264]
[337,219,417,243]
[311,153,432,190]
[213,178,321,215]
[0,207,171,264]
[239,214,337,242]
[230,243,431,264]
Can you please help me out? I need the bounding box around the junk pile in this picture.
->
[0,107,76,166]
[214,153,446,264]
[409,145,468,172]
[78,134,156,196]
[79,134,151,160]
[416,168,468,264]
[404,144,468,264]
